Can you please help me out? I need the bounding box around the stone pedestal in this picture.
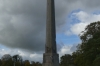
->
[43,53,59,66]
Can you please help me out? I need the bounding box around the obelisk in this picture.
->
[43,0,59,66]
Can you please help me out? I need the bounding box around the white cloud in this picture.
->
[59,45,72,54]
[74,11,100,23]
[58,44,75,59]
[66,11,100,35]
[70,23,88,35]
[0,47,42,62]
[0,44,76,62]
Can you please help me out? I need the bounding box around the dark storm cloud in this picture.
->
[82,0,100,8]
[0,0,68,52]
[0,0,47,52]
[0,0,100,52]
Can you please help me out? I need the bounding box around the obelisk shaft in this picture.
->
[43,0,59,66]
[46,0,56,53]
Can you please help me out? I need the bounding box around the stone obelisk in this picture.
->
[43,0,59,66]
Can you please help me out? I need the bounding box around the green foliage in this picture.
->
[24,61,30,66]
[72,21,100,66]
[1,58,13,66]
[60,54,75,66]
[0,59,2,66]
[0,54,42,66]
[31,61,42,66]
[15,61,21,66]
[93,56,100,66]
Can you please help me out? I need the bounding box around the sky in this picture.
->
[0,0,100,62]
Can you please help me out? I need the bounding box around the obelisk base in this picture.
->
[43,53,59,66]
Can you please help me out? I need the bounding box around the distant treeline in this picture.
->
[0,21,100,66]
[0,54,42,66]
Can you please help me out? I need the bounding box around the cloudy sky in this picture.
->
[0,0,100,62]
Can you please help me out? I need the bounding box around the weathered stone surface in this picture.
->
[43,0,59,66]
[43,53,59,66]
[45,0,56,53]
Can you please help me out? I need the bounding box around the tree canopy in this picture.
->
[72,21,100,66]
[60,21,100,66]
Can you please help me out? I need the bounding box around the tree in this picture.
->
[15,61,21,66]
[0,59,2,66]
[31,61,42,66]
[24,60,30,66]
[31,61,35,66]
[12,55,22,62]
[73,21,100,66]
[60,54,75,66]
[93,55,100,66]
[1,54,13,66]
[12,54,22,66]
[6,58,13,66]
[1,54,11,61]
[35,62,42,66]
